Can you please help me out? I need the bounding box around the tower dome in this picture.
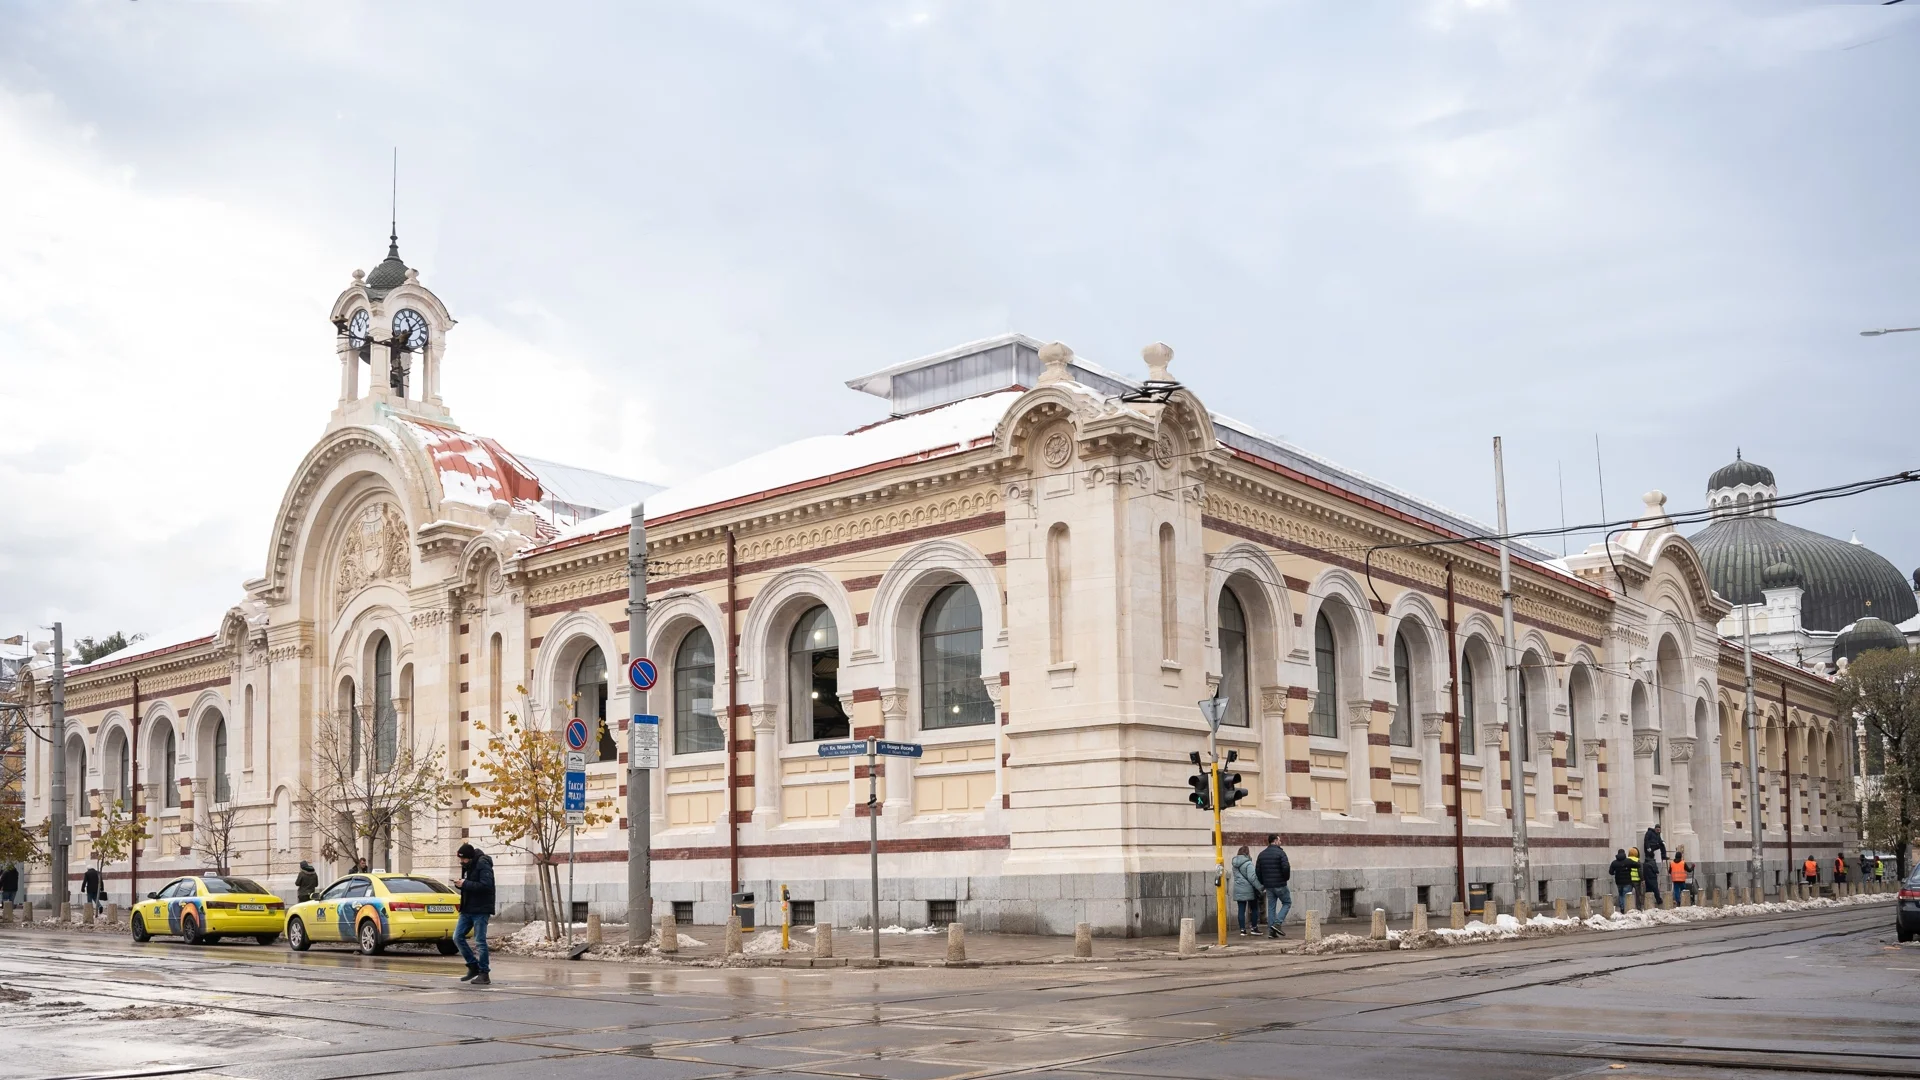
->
[1707,450,1775,492]
[1834,612,1908,666]
[1761,560,1803,591]
[366,231,410,294]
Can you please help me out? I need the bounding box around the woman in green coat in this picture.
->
[1230,846,1261,936]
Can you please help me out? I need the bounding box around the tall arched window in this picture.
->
[1460,656,1477,755]
[66,737,88,820]
[1567,666,1588,768]
[1047,524,1071,664]
[674,627,723,753]
[1516,669,1531,760]
[1158,524,1177,661]
[1217,588,1250,728]
[574,645,615,763]
[488,633,504,732]
[373,635,397,773]
[159,721,178,808]
[922,584,993,730]
[243,684,255,772]
[1392,633,1414,747]
[110,731,130,805]
[790,606,848,742]
[1310,611,1338,738]
[212,715,230,804]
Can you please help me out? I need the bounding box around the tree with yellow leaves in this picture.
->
[465,688,614,941]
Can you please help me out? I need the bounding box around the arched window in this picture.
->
[243,684,255,771]
[574,645,615,763]
[1392,633,1414,747]
[1218,588,1250,728]
[1158,524,1177,661]
[212,715,230,804]
[1516,670,1531,760]
[1310,611,1339,738]
[159,721,178,808]
[1047,524,1071,663]
[488,633,503,732]
[111,731,130,805]
[373,636,397,773]
[66,737,87,820]
[674,627,723,754]
[1459,656,1477,755]
[790,606,849,743]
[1567,666,1588,768]
[921,585,993,730]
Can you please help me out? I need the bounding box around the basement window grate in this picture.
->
[1338,889,1357,919]
[790,900,815,926]
[1417,885,1431,909]
[571,901,589,924]
[928,900,957,926]
[673,901,693,926]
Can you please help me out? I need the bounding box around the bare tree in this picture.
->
[1840,647,1920,880]
[297,702,453,872]
[196,790,242,875]
[0,665,41,870]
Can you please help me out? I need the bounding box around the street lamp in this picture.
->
[1859,327,1920,337]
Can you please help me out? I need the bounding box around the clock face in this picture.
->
[391,309,429,357]
[348,310,371,362]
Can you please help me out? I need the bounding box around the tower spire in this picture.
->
[388,147,400,257]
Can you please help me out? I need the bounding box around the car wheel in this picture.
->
[436,939,459,956]
[1899,922,1914,943]
[357,919,385,956]
[181,915,205,946]
[287,917,311,952]
[204,935,223,945]
[255,933,280,946]
[130,913,151,943]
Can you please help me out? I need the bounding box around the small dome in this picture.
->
[1708,450,1775,493]
[1834,616,1907,666]
[366,233,409,293]
[1761,561,1803,590]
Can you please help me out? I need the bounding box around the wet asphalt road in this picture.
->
[2,903,1916,1080]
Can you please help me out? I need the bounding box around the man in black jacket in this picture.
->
[294,861,320,903]
[81,866,104,914]
[1608,848,1632,911]
[1642,825,1667,902]
[455,843,495,985]
[1254,834,1292,938]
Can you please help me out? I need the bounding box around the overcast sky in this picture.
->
[3,0,1918,646]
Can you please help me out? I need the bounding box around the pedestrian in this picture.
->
[1254,833,1292,938]
[1608,848,1632,911]
[1670,849,1692,907]
[455,843,495,985]
[1628,846,1645,908]
[1875,857,1886,883]
[1860,854,1871,882]
[355,857,371,874]
[295,861,320,903]
[1802,856,1818,887]
[1834,855,1848,886]
[1229,845,1260,936]
[81,866,104,914]
[1642,825,1666,900]
[1,863,19,905]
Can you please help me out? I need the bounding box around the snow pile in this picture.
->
[743,931,811,956]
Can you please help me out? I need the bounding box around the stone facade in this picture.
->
[14,252,1848,932]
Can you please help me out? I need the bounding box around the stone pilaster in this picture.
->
[1283,689,1312,811]
[1482,723,1507,816]
[1666,735,1696,843]
[1421,711,1447,817]
[1348,700,1382,819]
[879,687,911,814]
[1582,738,1606,825]
[749,704,778,823]
[1548,730,1570,823]
[1260,686,1290,811]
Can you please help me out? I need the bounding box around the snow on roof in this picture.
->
[69,613,227,675]
[396,419,543,510]
[547,390,1021,545]
[517,455,663,515]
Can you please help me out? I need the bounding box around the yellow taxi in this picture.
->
[285,872,463,956]
[130,874,287,946]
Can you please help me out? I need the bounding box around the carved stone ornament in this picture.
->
[487,568,505,595]
[1154,432,1175,469]
[1260,686,1289,717]
[748,703,778,733]
[879,688,911,720]
[1533,728,1558,756]
[1581,738,1604,760]
[978,677,1004,710]
[1666,735,1696,765]
[1346,700,1374,734]
[1042,431,1074,469]
[1421,711,1447,738]
[1632,732,1661,758]
[1721,761,1738,778]
[334,502,411,607]
[1482,723,1506,750]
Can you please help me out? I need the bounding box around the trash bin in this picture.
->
[731,891,756,931]
[1468,882,1494,917]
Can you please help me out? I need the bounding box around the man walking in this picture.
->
[2,863,20,905]
[1803,856,1818,887]
[455,843,494,985]
[1628,847,1646,909]
[1608,848,1632,911]
[1642,825,1667,903]
[1670,849,1692,907]
[295,861,320,903]
[1254,834,1291,938]
[1834,855,1848,887]
[81,866,104,914]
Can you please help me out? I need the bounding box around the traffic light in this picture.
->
[1187,766,1212,811]
[1217,750,1248,809]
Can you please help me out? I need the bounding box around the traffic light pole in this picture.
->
[1210,756,1225,947]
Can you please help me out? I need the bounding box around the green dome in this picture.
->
[1688,515,1918,631]
[1708,452,1775,492]
[366,233,409,293]
[1835,616,1907,665]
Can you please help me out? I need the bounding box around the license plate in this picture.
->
[427,904,455,914]
[239,903,266,911]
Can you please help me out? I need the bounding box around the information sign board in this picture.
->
[629,713,660,769]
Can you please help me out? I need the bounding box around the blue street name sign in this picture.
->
[876,740,924,758]
[816,740,869,758]
[564,770,586,812]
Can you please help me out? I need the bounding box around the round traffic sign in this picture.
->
[564,717,590,751]
[628,656,659,691]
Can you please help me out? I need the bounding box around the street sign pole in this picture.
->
[626,503,650,945]
[1199,696,1228,946]
[868,736,880,959]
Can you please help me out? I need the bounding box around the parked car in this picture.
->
[1898,869,1920,943]
[284,872,462,956]
[131,874,286,946]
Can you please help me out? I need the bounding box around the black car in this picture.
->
[1899,869,1920,943]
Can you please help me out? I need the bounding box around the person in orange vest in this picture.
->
[1834,854,1849,886]
[1670,849,1692,906]
[1803,856,1819,887]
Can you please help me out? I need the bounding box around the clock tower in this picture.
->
[327,230,457,429]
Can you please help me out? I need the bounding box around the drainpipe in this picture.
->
[1447,565,1465,903]
[129,675,140,907]
[1781,679,1792,882]
[725,528,740,896]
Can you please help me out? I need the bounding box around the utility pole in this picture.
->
[1741,604,1764,896]
[1493,439,1529,906]
[625,504,651,945]
[48,623,68,909]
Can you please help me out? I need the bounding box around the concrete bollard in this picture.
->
[1554,899,1567,920]
[82,904,94,926]
[1484,897,1499,923]
[1305,910,1322,942]
[657,914,678,954]
[817,923,834,958]
[106,902,119,925]
[59,903,71,923]
[1412,904,1428,934]
[1602,895,1615,917]
[1369,908,1387,940]
[946,922,967,963]
[1450,902,1465,930]
[1579,897,1591,920]
[22,902,33,924]
[1514,900,1531,923]
[1,900,12,923]
[725,915,743,956]
[1074,922,1092,958]
[1178,917,1196,957]
[586,913,601,945]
